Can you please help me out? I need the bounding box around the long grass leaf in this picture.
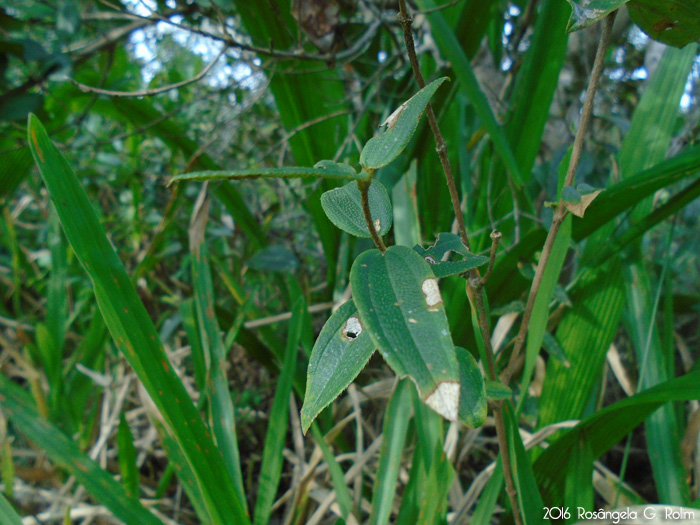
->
[538,260,625,426]
[191,243,246,507]
[27,115,250,525]
[535,367,700,506]
[370,379,413,525]
[254,297,305,525]
[616,43,696,505]
[0,492,22,525]
[416,0,523,189]
[504,405,546,524]
[0,376,164,525]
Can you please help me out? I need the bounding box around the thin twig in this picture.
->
[358,179,387,252]
[501,11,617,385]
[396,0,470,251]
[70,49,225,97]
[479,230,502,286]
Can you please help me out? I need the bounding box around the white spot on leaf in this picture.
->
[425,382,459,421]
[342,316,362,341]
[421,278,442,310]
[424,255,437,265]
[408,318,418,324]
[374,218,381,232]
[381,102,408,129]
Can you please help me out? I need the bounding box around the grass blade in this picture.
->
[0,492,21,525]
[370,379,413,525]
[27,114,250,525]
[535,367,700,506]
[0,376,164,525]
[538,260,626,426]
[117,413,139,499]
[191,241,246,507]
[417,0,523,188]
[254,297,304,525]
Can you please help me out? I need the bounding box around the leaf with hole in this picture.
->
[456,347,487,428]
[350,245,460,421]
[360,77,449,170]
[301,300,375,433]
[320,179,392,238]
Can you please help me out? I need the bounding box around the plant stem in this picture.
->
[397,1,521,522]
[358,180,386,252]
[479,230,502,287]
[501,11,617,385]
[397,0,470,252]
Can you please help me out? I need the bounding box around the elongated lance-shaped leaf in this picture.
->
[503,404,546,525]
[321,180,393,238]
[27,115,250,525]
[360,77,449,170]
[0,492,22,525]
[535,366,700,507]
[370,379,413,525]
[0,376,164,525]
[415,0,524,188]
[456,347,487,428]
[191,241,246,507]
[169,163,369,186]
[350,245,460,421]
[301,300,375,433]
[254,298,304,525]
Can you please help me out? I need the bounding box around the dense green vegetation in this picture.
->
[1,1,699,523]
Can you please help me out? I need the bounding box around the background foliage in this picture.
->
[1,0,699,523]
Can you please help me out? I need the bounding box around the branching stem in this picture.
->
[501,11,617,385]
[397,0,520,522]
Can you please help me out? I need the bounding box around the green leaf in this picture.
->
[254,298,304,525]
[169,165,370,186]
[485,380,513,400]
[247,245,299,273]
[565,0,627,32]
[0,492,22,525]
[415,0,525,188]
[628,0,700,47]
[191,244,246,506]
[360,77,449,170]
[301,300,375,433]
[27,114,250,525]
[456,347,487,428]
[117,414,139,499]
[414,233,489,278]
[369,379,413,525]
[350,245,460,421]
[561,186,581,203]
[0,376,164,525]
[504,405,546,524]
[320,180,393,238]
[535,367,700,506]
